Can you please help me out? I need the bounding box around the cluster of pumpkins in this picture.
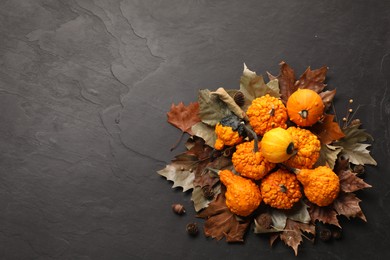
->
[213,89,340,217]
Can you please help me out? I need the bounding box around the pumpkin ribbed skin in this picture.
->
[261,127,295,163]
[219,170,262,216]
[232,141,275,180]
[296,166,340,207]
[287,89,324,127]
[260,169,302,209]
[214,123,243,150]
[247,94,288,136]
[285,127,321,169]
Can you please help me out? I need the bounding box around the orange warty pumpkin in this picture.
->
[286,89,325,127]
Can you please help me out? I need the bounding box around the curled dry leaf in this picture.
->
[198,89,232,126]
[319,89,337,110]
[211,87,247,120]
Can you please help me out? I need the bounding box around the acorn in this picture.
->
[186,223,199,236]
[233,91,245,107]
[319,228,332,242]
[353,165,365,175]
[172,204,186,215]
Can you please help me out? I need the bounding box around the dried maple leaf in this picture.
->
[280,219,315,256]
[193,156,232,188]
[310,114,345,144]
[191,122,217,148]
[335,124,377,165]
[196,191,251,242]
[296,66,328,93]
[270,61,297,103]
[191,184,221,212]
[333,192,367,221]
[338,170,372,193]
[308,202,341,228]
[167,102,201,135]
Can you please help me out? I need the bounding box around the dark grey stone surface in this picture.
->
[1,0,389,259]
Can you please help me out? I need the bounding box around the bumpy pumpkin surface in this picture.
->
[247,94,288,136]
[285,126,321,169]
[232,141,275,180]
[287,88,325,127]
[219,170,262,216]
[260,169,302,209]
[261,127,295,163]
[296,166,340,207]
[214,123,243,150]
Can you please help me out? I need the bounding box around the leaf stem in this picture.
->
[170,131,185,151]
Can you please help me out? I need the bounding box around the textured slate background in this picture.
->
[1,0,390,259]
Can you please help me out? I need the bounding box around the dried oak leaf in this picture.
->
[280,219,316,256]
[338,170,372,193]
[308,202,341,228]
[296,66,328,93]
[196,191,251,242]
[310,114,345,145]
[167,102,201,135]
[333,192,367,221]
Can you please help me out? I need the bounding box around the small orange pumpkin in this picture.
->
[286,89,325,127]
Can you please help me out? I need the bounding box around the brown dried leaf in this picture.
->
[197,191,251,242]
[193,156,232,188]
[311,114,345,144]
[296,66,328,93]
[211,87,247,120]
[269,233,280,247]
[339,170,372,193]
[319,89,337,111]
[333,192,367,221]
[280,219,315,256]
[167,102,201,135]
[308,202,341,228]
[315,144,342,170]
[273,61,297,103]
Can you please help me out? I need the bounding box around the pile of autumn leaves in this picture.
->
[158,62,376,255]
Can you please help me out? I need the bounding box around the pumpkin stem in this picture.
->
[286,142,295,155]
[242,123,259,153]
[279,163,300,174]
[299,110,309,119]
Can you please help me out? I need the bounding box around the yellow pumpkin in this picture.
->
[261,127,295,163]
[286,89,325,127]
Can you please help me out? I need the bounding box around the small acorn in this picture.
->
[172,204,186,215]
[319,228,332,242]
[353,164,365,175]
[186,222,199,236]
